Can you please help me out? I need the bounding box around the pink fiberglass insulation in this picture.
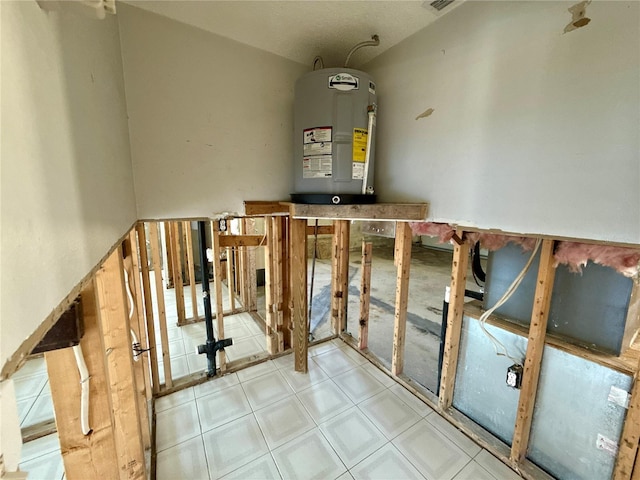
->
[408,222,639,278]
[553,242,640,278]
[409,222,456,243]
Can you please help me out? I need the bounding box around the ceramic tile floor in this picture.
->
[155,340,522,480]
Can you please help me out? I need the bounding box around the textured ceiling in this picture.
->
[122,1,461,68]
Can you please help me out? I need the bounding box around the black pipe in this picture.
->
[436,288,484,394]
[196,221,232,377]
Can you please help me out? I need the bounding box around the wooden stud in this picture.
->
[226,244,236,311]
[149,222,172,388]
[330,220,350,335]
[438,233,470,410]
[181,222,190,285]
[211,221,226,372]
[45,281,119,479]
[291,218,308,373]
[264,216,278,354]
[273,217,285,351]
[169,222,186,325]
[127,231,152,403]
[184,221,199,321]
[94,248,147,479]
[614,361,640,479]
[338,221,350,333]
[391,222,412,376]
[123,234,151,450]
[163,223,174,289]
[244,218,258,312]
[511,239,556,465]
[237,220,248,308]
[358,242,373,350]
[279,216,292,350]
[135,223,160,394]
[330,221,341,335]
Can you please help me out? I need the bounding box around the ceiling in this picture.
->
[121,1,462,68]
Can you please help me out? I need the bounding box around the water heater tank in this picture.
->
[292,68,377,205]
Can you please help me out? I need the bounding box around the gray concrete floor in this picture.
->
[302,240,484,394]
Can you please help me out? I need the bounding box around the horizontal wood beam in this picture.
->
[306,225,334,236]
[244,201,289,216]
[218,235,266,248]
[289,203,428,222]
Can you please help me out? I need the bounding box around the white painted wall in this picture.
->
[1,1,137,370]
[117,4,308,220]
[364,1,640,244]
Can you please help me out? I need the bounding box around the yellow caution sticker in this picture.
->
[352,128,368,163]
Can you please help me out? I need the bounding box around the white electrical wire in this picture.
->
[123,268,140,362]
[478,239,542,365]
[72,344,92,435]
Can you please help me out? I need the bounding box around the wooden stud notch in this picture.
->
[511,239,556,466]
[438,232,470,410]
[392,222,412,376]
[358,242,373,350]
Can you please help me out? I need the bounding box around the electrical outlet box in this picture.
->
[506,364,523,389]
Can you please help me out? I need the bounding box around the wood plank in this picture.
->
[358,242,373,350]
[218,235,266,248]
[244,218,258,312]
[123,235,151,451]
[169,222,186,325]
[632,445,640,480]
[163,223,174,289]
[614,354,640,479]
[306,225,334,236]
[392,222,412,376]
[264,216,277,354]
[181,222,190,284]
[127,230,152,403]
[237,220,248,308]
[184,221,199,321]
[149,222,172,388]
[211,221,227,372]
[279,216,292,350]
[438,234,470,410]
[289,203,428,222]
[291,218,308,373]
[273,217,285,352]
[94,248,147,479]
[511,239,556,465]
[330,220,341,335]
[226,244,236,312]
[244,200,289,216]
[135,223,160,394]
[338,221,350,334]
[45,281,119,479]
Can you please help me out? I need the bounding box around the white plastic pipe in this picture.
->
[361,105,377,195]
[72,344,91,435]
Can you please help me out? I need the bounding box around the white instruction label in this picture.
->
[608,386,631,409]
[304,127,332,144]
[596,434,618,457]
[352,162,364,180]
[303,155,332,178]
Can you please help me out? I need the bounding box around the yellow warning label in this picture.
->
[352,128,368,163]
